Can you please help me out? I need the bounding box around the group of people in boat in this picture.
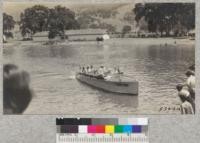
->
[176,64,195,114]
[79,65,123,80]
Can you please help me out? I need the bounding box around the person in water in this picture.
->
[176,84,195,114]
[3,64,33,114]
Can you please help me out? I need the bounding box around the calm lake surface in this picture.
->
[3,38,195,114]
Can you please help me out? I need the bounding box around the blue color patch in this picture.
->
[123,125,132,133]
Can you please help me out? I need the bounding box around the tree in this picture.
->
[3,13,15,38]
[122,25,131,37]
[48,5,80,39]
[133,3,195,36]
[106,24,116,34]
[20,5,79,39]
[20,5,49,38]
[77,11,97,29]
[98,22,116,34]
[123,12,135,24]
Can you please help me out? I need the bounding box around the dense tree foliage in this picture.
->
[122,25,131,37]
[20,5,49,37]
[133,3,195,36]
[98,22,116,34]
[48,6,80,39]
[3,13,15,38]
[20,5,79,39]
[77,12,97,29]
[123,12,135,24]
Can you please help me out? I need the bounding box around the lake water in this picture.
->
[3,38,195,114]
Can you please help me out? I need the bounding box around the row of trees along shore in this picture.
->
[3,3,195,40]
[133,3,195,37]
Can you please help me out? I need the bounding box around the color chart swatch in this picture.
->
[56,118,149,143]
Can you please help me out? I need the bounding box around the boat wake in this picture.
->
[68,75,76,80]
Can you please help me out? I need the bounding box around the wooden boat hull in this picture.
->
[76,73,138,95]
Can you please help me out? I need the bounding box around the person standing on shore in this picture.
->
[176,84,195,114]
[185,70,195,99]
[179,94,194,114]
[188,64,195,73]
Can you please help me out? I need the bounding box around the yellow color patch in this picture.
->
[105,125,114,133]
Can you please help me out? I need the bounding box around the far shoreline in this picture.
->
[3,37,195,47]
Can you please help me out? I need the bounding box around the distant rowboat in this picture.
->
[76,73,138,95]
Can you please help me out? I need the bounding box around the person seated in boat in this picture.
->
[87,65,93,73]
[109,67,122,82]
[89,65,95,75]
[113,67,123,74]
[93,69,98,75]
[98,66,104,75]
[100,67,112,80]
[90,65,93,71]
[176,84,195,113]
[94,66,106,79]
[117,67,123,74]
[86,66,90,73]
[85,65,95,77]
[79,66,82,72]
[104,74,112,80]
[185,70,195,99]
[82,67,86,74]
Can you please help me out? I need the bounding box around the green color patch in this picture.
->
[114,125,123,133]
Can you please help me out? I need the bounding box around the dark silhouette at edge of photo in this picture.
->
[3,64,33,114]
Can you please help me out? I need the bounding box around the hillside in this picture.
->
[72,3,137,32]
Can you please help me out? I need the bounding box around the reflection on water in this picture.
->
[3,38,195,114]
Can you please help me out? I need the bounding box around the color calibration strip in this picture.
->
[56,118,149,143]
[58,125,144,134]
